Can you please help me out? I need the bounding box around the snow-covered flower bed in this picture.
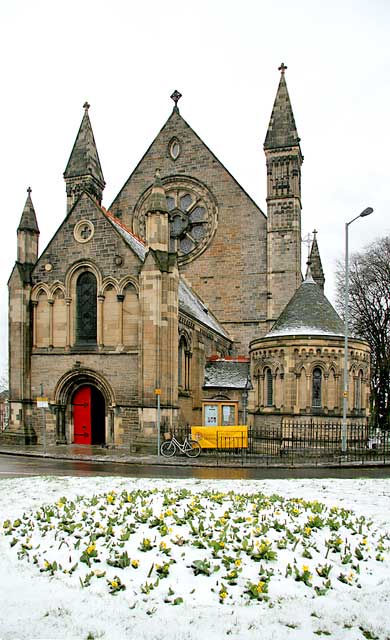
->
[1,477,390,639]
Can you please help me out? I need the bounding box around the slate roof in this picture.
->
[179,280,229,340]
[266,272,345,338]
[102,210,229,340]
[103,210,146,261]
[264,71,300,150]
[204,359,250,389]
[64,105,105,187]
[18,190,39,233]
[309,233,325,290]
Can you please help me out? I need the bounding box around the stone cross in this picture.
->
[170,90,182,106]
[278,62,288,74]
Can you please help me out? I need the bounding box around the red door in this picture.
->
[73,386,92,444]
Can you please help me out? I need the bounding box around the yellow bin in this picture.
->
[191,425,248,449]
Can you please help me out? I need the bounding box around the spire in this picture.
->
[264,63,300,150]
[309,230,325,290]
[145,170,169,252]
[148,169,168,213]
[17,187,39,264]
[18,187,39,233]
[63,103,105,212]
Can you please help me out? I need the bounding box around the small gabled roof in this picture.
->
[179,279,230,340]
[266,270,344,338]
[18,188,39,233]
[64,103,105,187]
[103,209,146,261]
[264,64,301,151]
[204,358,250,389]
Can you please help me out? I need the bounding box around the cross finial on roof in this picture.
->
[83,101,90,112]
[313,228,318,238]
[27,186,32,196]
[278,62,288,74]
[302,232,312,259]
[170,90,182,107]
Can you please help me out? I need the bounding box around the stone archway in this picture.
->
[54,369,115,445]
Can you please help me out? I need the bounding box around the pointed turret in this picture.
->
[264,63,300,150]
[17,187,39,264]
[64,102,105,213]
[309,230,325,291]
[265,64,304,326]
[145,170,169,252]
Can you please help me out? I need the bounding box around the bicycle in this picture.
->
[160,433,201,458]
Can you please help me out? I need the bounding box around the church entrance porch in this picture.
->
[72,385,105,445]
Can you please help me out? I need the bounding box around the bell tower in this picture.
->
[265,63,303,325]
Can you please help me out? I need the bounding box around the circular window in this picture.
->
[133,177,218,264]
[74,220,95,244]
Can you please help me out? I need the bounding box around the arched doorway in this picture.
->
[72,385,105,445]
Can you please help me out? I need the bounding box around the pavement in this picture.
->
[0,441,389,470]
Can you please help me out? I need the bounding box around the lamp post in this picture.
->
[342,207,373,453]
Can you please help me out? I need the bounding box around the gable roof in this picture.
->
[110,106,265,219]
[204,359,249,389]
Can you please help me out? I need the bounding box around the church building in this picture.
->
[6,66,370,449]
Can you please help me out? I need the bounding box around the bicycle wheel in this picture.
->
[160,440,177,457]
[185,439,201,458]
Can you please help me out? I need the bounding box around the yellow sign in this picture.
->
[155,389,161,395]
[36,397,49,408]
[191,425,248,449]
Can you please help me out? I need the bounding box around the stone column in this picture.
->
[98,295,105,348]
[117,294,124,347]
[65,297,72,349]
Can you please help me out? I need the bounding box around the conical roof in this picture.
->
[18,187,39,233]
[63,103,105,186]
[264,64,300,150]
[266,272,344,338]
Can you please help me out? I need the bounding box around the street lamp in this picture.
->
[342,207,374,453]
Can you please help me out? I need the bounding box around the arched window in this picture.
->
[178,336,191,390]
[355,370,363,411]
[265,368,273,407]
[76,272,97,344]
[312,367,322,408]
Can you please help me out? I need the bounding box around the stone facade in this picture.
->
[6,68,370,450]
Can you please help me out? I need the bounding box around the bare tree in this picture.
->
[336,236,390,428]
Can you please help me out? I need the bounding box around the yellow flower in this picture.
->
[362,538,368,545]
[220,590,227,599]
[234,559,242,567]
[44,560,50,569]
[110,580,118,588]
[219,541,225,548]
[131,559,139,569]
[86,543,96,555]
[305,527,312,535]
[165,509,173,517]
[257,581,265,593]
[106,494,115,504]
[302,565,309,572]
[160,541,167,549]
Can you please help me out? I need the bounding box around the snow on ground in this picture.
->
[0,476,390,640]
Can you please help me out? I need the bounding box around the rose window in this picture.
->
[133,177,217,264]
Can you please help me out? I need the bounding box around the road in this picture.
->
[1,453,390,479]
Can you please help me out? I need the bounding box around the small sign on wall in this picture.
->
[36,397,49,408]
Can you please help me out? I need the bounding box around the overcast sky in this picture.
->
[0,0,389,378]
